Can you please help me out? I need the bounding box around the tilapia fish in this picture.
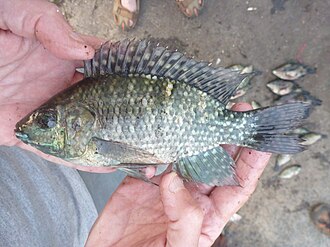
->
[15,39,312,186]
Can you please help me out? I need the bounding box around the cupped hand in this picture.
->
[86,103,272,247]
[0,0,108,171]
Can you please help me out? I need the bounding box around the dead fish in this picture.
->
[274,154,291,171]
[241,65,254,74]
[273,62,316,80]
[274,87,322,108]
[226,101,236,110]
[292,127,310,135]
[227,64,244,72]
[300,132,323,146]
[227,64,253,74]
[278,164,302,179]
[266,79,297,96]
[251,100,262,110]
[227,64,257,90]
[14,39,312,186]
[238,65,259,90]
[230,87,248,100]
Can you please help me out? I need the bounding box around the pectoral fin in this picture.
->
[71,137,164,167]
[174,146,239,186]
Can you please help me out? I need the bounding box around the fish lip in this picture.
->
[14,130,29,142]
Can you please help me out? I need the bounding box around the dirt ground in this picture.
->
[52,0,330,246]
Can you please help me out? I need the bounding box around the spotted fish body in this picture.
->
[78,75,256,159]
[15,39,311,186]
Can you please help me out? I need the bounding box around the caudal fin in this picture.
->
[247,102,311,154]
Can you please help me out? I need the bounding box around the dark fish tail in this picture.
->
[245,102,312,154]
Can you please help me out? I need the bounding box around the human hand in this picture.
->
[0,0,107,171]
[85,103,272,247]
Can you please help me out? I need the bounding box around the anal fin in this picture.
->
[174,146,238,186]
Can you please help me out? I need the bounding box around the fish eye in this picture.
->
[36,109,57,129]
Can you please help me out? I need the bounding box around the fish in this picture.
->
[266,79,297,96]
[227,64,257,90]
[292,127,310,135]
[251,100,262,109]
[15,39,312,186]
[272,62,316,80]
[278,164,302,179]
[226,101,236,110]
[274,154,291,171]
[300,132,323,146]
[274,87,322,108]
[229,87,248,100]
[227,64,244,71]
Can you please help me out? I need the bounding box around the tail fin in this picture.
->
[247,102,311,154]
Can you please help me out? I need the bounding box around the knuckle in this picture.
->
[45,3,61,16]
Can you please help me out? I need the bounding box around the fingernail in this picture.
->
[169,173,184,193]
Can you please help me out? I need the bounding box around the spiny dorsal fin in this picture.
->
[174,146,239,186]
[84,39,254,104]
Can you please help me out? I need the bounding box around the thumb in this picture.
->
[160,172,203,247]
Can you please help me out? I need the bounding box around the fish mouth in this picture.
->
[15,130,30,143]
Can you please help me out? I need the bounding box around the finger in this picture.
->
[160,172,203,247]
[0,0,98,60]
[78,33,106,49]
[71,72,84,85]
[210,149,271,228]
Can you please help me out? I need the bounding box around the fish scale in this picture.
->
[81,74,252,162]
[15,39,312,186]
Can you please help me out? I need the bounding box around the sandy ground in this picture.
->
[52,0,330,246]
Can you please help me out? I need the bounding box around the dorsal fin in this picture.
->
[84,39,254,104]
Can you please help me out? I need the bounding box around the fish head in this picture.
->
[15,102,97,159]
[15,106,65,156]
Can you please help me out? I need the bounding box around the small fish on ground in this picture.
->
[227,64,258,90]
[272,61,316,80]
[251,100,262,109]
[230,87,248,100]
[241,65,254,74]
[225,101,236,110]
[14,39,312,186]
[292,127,310,135]
[274,154,291,171]
[300,132,323,146]
[278,164,302,179]
[266,79,297,96]
[274,87,322,109]
[227,64,244,71]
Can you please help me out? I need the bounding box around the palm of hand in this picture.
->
[0,33,79,146]
[87,139,271,247]
[88,176,221,247]
[95,177,169,246]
